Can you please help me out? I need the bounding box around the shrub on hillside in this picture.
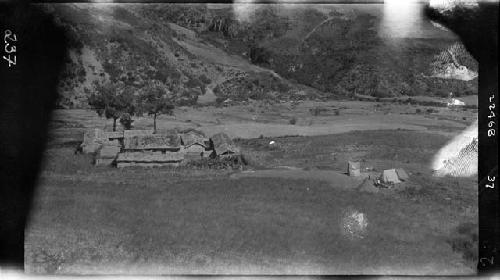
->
[213,73,290,103]
[183,156,246,170]
[199,74,211,84]
[250,46,272,65]
[186,77,203,89]
[119,113,134,130]
[310,107,326,116]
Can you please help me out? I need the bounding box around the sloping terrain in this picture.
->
[45,4,303,108]
[43,3,477,108]
[202,4,478,98]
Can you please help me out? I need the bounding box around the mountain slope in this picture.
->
[42,3,477,108]
[44,4,303,108]
[206,5,477,98]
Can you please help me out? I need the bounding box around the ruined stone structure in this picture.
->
[95,140,121,166]
[116,151,186,168]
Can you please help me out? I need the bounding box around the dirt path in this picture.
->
[302,15,335,43]
[230,169,362,190]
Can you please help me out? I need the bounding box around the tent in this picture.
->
[395,168,409,181]
[379,169,401,184]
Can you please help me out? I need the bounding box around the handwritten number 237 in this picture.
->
[3,30,17,67]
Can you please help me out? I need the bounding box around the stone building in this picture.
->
[80,129,240,167]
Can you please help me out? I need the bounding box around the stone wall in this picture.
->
[95,140,121,166]
[116,151,185,168]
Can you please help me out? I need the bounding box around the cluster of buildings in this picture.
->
[80,128,240,168]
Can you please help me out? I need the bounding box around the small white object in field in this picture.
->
[341,208,368,240]
[447,98,466,106]
[269,141,276,145]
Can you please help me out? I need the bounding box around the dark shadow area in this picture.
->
[0,0,68,267]
[425,2,498,274]
[0,0,497,273]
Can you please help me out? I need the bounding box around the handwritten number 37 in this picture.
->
[485,176,495,189]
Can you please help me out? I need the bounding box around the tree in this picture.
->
[138,83,174,133]
[119,113,134,130]
[88,81,135,131]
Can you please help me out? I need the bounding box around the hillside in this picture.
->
[203,5,477,98]
[41,3,477,108]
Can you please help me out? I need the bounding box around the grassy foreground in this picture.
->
[25,129,477,275]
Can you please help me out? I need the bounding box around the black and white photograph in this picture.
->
[0,0,498,277]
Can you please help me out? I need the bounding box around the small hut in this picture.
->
[117,130,183,167]
[180,129,211,160]
[81,128,125,154]
[211,132,240,158]
[347,161,361,177]
[81,128,105,154]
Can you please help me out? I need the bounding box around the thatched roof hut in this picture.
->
[180,129,209,148]
[211,132,240,157]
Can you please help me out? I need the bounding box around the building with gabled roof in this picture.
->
[81,129,242,167]
[211,132,240,157]
[180,129,209,147]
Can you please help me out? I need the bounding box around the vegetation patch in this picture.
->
[446,222,478,267]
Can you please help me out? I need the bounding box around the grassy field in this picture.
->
[25,102,477,275]
[47,98,476,143]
